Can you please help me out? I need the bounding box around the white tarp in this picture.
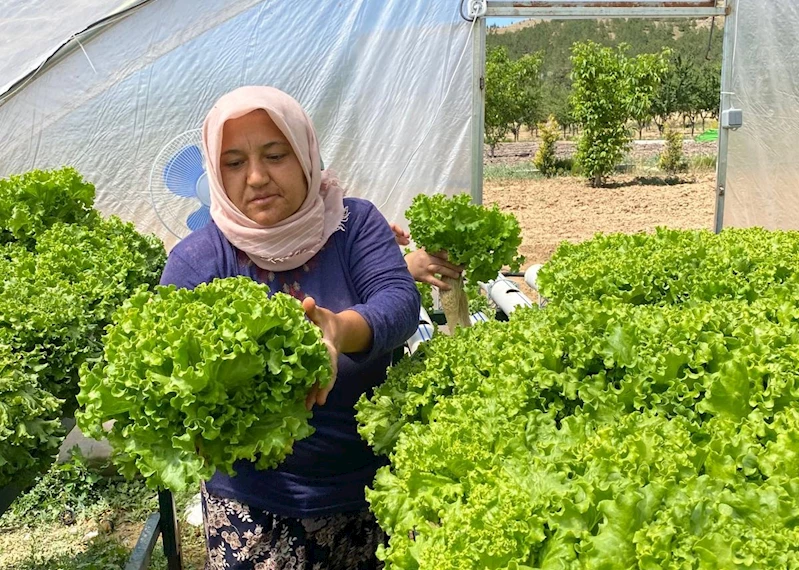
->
[724,0,799,229]
[0,0,473,251]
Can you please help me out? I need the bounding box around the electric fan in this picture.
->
[148,129,212,239]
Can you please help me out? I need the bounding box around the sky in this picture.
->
[486,17,530,27]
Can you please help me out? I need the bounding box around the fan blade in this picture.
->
[164,145,204,198]
[187,205,211,231]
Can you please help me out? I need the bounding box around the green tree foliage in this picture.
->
[533,115,560,177]
[485,47,542,155]
[487,19,723,140]
[511,53,543,141]
[652,55,691,134]
[652,56,720,137]
[540,82,575,137]
[570,42,669,186]
[484,48,513,155]
[696,62,721,130]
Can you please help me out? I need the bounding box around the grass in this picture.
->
[689,154,717,170]
[622,152,716,179]
[0,449,206,569]
[484,163,542,180]
[10,536,133,570]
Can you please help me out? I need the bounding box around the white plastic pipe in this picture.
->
[524,264,544,291]
[406,306,436,354]
[481,274,534,317]
[470,311,489,324]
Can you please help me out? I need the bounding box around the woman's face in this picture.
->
[219,109,308,227]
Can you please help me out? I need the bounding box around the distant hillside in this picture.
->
[487,18,723,75]
[491,17,719,36]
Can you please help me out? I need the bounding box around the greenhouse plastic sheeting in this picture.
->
[0,0,473,251]
[724,0,799,230]
[0,0,120,94]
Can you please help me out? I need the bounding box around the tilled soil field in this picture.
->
[484,173,717,267]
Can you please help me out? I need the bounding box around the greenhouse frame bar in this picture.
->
[472,0,734,232]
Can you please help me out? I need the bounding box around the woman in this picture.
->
[160,86,420,569]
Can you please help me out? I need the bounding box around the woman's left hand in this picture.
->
[404,249,464,290]
[389,223,410,246]
[302,297,340,410]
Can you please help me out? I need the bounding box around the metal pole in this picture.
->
[158,489,183,570]
[471,16,486,205]
[488,0,717,5]
[714,0,736,233]
[124,513,161,570]
[486,6,725,18]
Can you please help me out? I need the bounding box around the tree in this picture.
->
[485,47,514,156]
[541,81,574,138]
[485,47,542,154]
[570,42,669,187]
[512,54,544,141]
[678,64,702,136]
[514,53,544,140]
[630,50,671,140]
[651,54,691,135]
[696,62,721,131]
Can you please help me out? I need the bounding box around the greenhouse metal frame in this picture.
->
[471,0,733,232]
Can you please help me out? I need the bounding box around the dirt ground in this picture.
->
[484,173,717,268]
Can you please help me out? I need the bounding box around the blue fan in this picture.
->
[149,129,212,238]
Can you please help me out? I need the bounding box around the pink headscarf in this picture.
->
[203,86,346,271]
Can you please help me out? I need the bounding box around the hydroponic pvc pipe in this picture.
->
[407,306,436,354]
[481,274,534,316]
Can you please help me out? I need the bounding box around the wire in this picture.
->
[460,0,475,22]
[380,13,478,210]
[74,37,98,75]
[704,16,715,61]
[0,0,153,105]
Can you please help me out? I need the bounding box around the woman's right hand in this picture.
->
[405,249,463,290]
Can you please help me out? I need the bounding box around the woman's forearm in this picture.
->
[334,309,373,354]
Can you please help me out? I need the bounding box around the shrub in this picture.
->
[533,116,561,177]
[658,125,689,175]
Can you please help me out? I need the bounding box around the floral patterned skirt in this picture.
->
[201,482,386,570]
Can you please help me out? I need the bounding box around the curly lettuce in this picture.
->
[0,167,98,247]
[77,277,332,492]
[357,227,799,569]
